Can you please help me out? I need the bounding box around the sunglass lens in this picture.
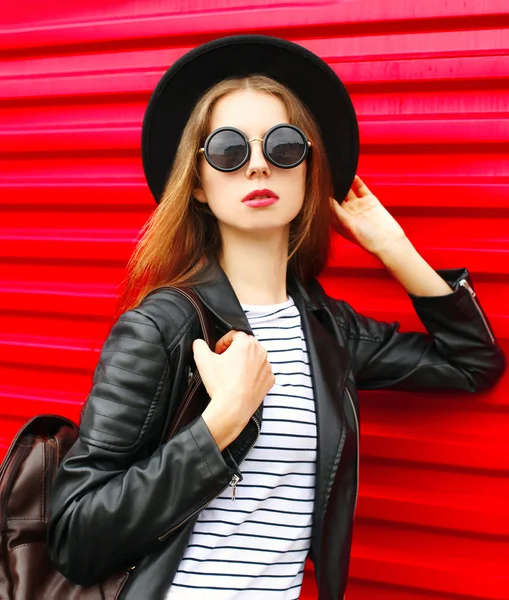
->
[266,126,306,167]
[207,130,247,170]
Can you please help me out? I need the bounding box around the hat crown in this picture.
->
[142,34,359,204]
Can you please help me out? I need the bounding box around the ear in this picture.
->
[193,187,207,204]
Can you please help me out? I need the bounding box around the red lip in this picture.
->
[242,189,279,202]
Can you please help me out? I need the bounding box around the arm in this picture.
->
[331,176,506,392]
[47,309,236,586]
[336,267,505,391]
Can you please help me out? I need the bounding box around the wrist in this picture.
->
[202,402,244,452]
[374,236,414,265]
[374,236,454,297]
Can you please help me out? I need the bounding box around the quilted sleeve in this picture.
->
[336,268,506,392]
[47,309,237,586]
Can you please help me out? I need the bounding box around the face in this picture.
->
[193,90,307,236]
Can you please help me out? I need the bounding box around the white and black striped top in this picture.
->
[166,295,317,599]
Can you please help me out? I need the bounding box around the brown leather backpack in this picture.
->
[0,288,214,600]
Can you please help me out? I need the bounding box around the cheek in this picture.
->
[301,163,307,191]
[290,164,307,204]
[200,170,243,218]
[202,160,246,195]
[199,166,224,203]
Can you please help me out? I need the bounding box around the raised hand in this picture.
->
[331,175,407,257]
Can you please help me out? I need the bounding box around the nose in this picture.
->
[245,139,271,179]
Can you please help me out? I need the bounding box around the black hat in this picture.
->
[141,34,359,204]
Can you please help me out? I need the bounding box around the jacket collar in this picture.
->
[192,260,253,335]
[192,259,324,335]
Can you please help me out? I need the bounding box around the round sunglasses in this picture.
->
[199,123,312,172]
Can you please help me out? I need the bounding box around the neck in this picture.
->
[218,226,290,305]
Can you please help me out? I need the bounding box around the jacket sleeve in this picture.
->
[47,308,236,586]
[335,268,506,392]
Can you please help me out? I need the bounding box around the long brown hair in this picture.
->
[117,75,334,315]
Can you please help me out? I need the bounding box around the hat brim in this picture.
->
[141,35,359,204]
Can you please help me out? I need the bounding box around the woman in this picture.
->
[47,35,506,599]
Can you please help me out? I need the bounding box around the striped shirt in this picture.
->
[166,295,317,599]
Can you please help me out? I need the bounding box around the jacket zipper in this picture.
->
[158,415,260,542]
[229,474,241,500]
[345,388,360,516]
[226,415,261,501]
[459,279,495,344]
[317,387,357,600]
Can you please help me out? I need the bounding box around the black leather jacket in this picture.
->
[47,263,506,599]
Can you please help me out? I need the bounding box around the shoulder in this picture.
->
[306,277,350,327]
[78,288,199,452]
[128,287,199,352]
[306,277,391,343]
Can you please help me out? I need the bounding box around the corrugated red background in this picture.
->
[1,1,508,598]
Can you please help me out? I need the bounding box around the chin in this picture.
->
[218,218,289,234]
[215,205,301,232]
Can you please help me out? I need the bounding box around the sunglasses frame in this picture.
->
[199,123,312,172]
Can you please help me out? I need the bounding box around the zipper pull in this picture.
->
[459,279,496,343]
[229,474,240,500]
[459,278,476,297]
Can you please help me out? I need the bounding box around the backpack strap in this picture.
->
[173,288,215,351]
[163,287,215,441]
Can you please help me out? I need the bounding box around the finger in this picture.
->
[215,329,245,354]
[330,198,342,231]
[192,338,211,367]
[215,331,235,354]
[352,175,371,197]
[332,201,352,224]
[330,196,340,214]
[343,186,358,202]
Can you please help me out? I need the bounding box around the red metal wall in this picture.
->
[1,1,508,598]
